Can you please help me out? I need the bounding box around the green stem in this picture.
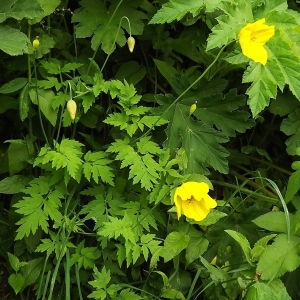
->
[186,268,201,300]
[33,55,50,146]
[75,264,83,300]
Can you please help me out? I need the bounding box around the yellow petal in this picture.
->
[181,198,209,221]
[238,18,275,65]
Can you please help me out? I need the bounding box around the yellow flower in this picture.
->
[67,99,77,120]
[174,182,217,222]
[238,18,275,65]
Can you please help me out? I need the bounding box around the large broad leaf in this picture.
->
[252,211,289,233]
[257,234,300,280]
[0,25,29,55]
[0,0,43,22]
[29,88,57,126]
[72,0,146,54]
[167,101,229,174]
[206,0,253,50]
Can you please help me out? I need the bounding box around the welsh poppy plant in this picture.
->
[238,18,275,65]
[174,182,217,222]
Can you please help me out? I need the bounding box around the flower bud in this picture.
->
[67,99,77,120]
[189,101,197,115]
[127,36,135,53]
[32,36,40,49]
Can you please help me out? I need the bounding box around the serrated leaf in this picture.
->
[251,234,277,261]
[0,25,29,55]
[161,231,190,262]
[108,139,163,190]
[206,1,253,50]
[149,0,205,24]
[257,234,300,280]
[83,151,114,185]
[225,230,253,265]
[167,101,229,174]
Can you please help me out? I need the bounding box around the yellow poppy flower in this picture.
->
[174,182,217,222]
[238,18,275,65]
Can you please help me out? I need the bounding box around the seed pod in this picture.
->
[32,36,40,49]
[67,99,77,120]
[127,36,135,53]
[189,101,197,115]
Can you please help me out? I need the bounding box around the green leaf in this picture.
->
[243,62,278,117]
[83,151,114,185]
[88,266,111,300]
[0,0,43,22]
[286,170,300,202]
[281,108,300,155]
[149,0,205,24]
[185,233,209,264]
[29,88,57,126]
[245,280,291,300]
[0,25,29,55]
[34,139,83,181]
[251,234,277,261]
[8,273,25,294]
[7,253,27,272]
[19,84,30,121]
[161,231,190,262]
[206,0,253,50]
[200,256,228,283]
[0,78,27,94]
[225,229,252,265]
[73,0,146,54]
[166,100,229,174]
[0,175,31,194]
[257,234,300,280]
[107,138,163,191]
[252,211,289,233]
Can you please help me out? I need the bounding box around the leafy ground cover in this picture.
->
[0,0,300,299]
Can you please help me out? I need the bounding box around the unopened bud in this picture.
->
[67,99,77,120]
[127,36,135,53]
[189,101,197,115]
[33,36,40,49]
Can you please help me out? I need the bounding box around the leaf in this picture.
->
[185,233,209,264]
[253,211,290,233]
[257,234,300,280]
[72,0,146,54]
[0,175,31,194]
[0,0,43,22]
[8,273,25,294]
[245,280,291,300]
[29,88,58,126]
[19,84,30,121]
[251,234,277,261]
[206,0,253,50]
[0,78,27,94]
[281,108,300,155]
[149,0,205,24]
[161,231,190,262]
[0,25,29,55]
[88,266,111,299]
[107,138,163,191]
[83,151,114,185]
[243,62,278,116]
[285,170,300,202]
[34,139,83,181]
[225,229,253,265]
[167,101,229,174]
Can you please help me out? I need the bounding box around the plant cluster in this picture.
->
[0,0,300,299]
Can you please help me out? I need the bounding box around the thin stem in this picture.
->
[75,264,83,300]
[33,55,50,146]
[186,268,201,300]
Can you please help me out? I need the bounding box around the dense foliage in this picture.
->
[1,0,300,299]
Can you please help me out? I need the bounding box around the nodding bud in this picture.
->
[32,36,40,49]
[189,101,197,115]
[127,36,135,53]
[67,99,77,120]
